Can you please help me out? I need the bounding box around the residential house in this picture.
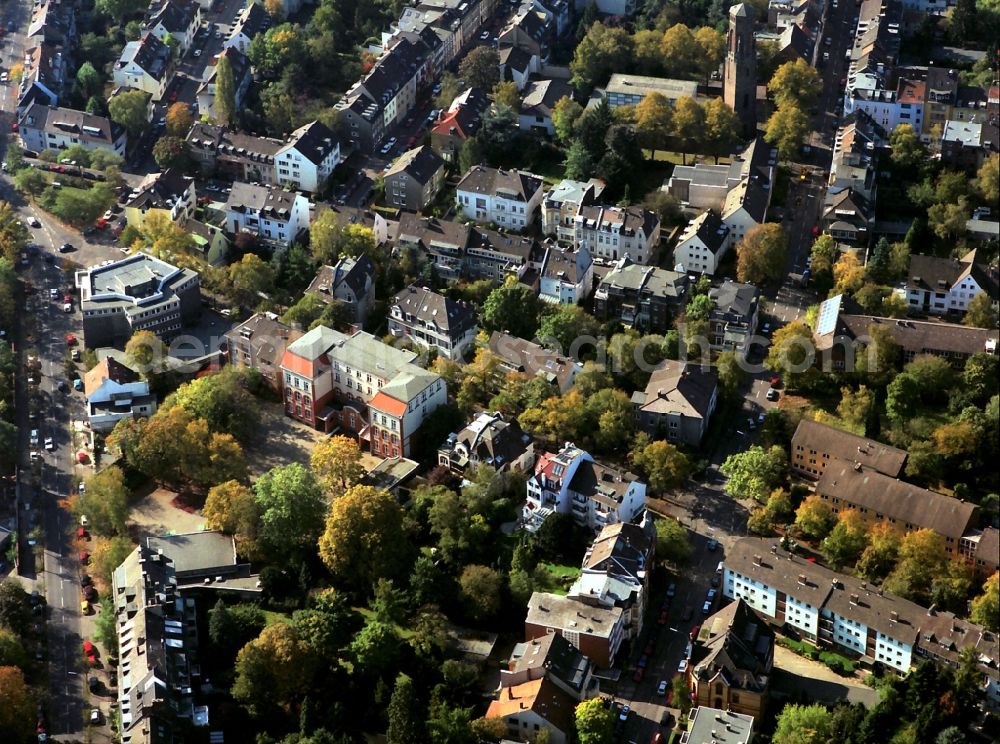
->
[430,86,490,161]
[456,166,545,231]
[111,547,196,744]
[367,364,447,458]
[396,213,473,281]
[708,280,760,356]
[18,103,127,157]
[388,285,478,361]
[499,45,541,91]
[960,527,1000,579]
[895,248,999,316]
[923,66,960,140]
[605,73,699,108]
[664,137,777,210]
[569,519,656,640]
[524,443,647,532]
[573,205,660,266]
[17,44,68,114]
[223,1,270,53]
[320,205,391,246]
[146,0,201,55]
[114,33,172,101]
[593,259,687,333]
[438,411,535,474]
[383,146,446,211]
[196,47,253,123]
[822,188,874,245]
[485,676,574,744]
[790,419,908,480]
[721,178,769,250]
[723,537,1000,682]
[830,110,886,203]
[525,592,625,668]
[224,312,301,394]
[275,120,342,194]
[538,244,593,305]
[631,360,718,446]
[502,634,599,702]
[673,209,731,276]
[542,178,606,242]
[497,5,554,61]
[816,461,979,558]
[83,357,157,433]
[489,331,582,394]
[26,0,77,48]
[681,709,755,744]
[186,122,281,183]
[690,599,774,719]
[75,252,201,348]
[182,217,229,266]
[304,254,377,326]
[519,78,575,135]
[124,169,197,229]
[225,182,311,247]
[466,228,541,283]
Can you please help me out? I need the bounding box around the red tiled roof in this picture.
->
[280,349,315,379]
[368,390,407,418]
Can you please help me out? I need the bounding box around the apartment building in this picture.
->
[664,137,777,210]
[821,188,873,245]
[790,419,908,479]
[816,461,979,557]
[223,312,300,394]
[486,676,573,744]
[466,227,540,283]
[438,411,535,475]
[388,285,478,361]
[541,178,606,242]
[455,166,545,231]
[538,244,593,305]
[429,86,490,162]
[17,44,67,115]
[223,1,270,53]
[383,145,446,212]
[196,47,253,122]
[682,709,755,744]
[525,592,625,668]
[274,120,341,194]
[18,103,127,156]
[568,519,656,640]
[225,182,311,247]
[573,205,660,266]
[593,260,687,333]
[708,280,760,356]
[187,123,281,183]
[723,538,1000,683]
[631,360,718,446]
[83,357,157,433]
[524,443,647,533]
[146,0,201,55]
[367,365,446,458]
[76,253,201,348]
[114,32,171,101]
[673,210,731,276]
[721,178,769,250]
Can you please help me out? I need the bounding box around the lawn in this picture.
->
[535,562,582,595]
[261,609,291,627]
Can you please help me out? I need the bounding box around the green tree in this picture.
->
[152,136,190,170]
[571,22,634,89]
[655,517,692,565]
[767,59,822,110]
[883,528,949,604]
[695,26,726,82]
[77,466,129,536]
[659,23,699,78]
[964,293,998,329]
[822,508,868,568]
[350,618,402,679]
[537,304,600,354]
[204,480,259,540]
[163,366,261,440]
[721,445,787,501]
[836,385,873,432]
[253,464,327,558]
[575,698,614,744]
[765,103,810,161]
[14,167,46,196]
[108,89,150,137]
[215,51,237,127]
[232,622,316,711]
[491,80,521,110]
[975,153,999,204]
[716,351,746,400]
[772,703,833,744]
[228,253,276,308]
[703,97,742,160]
[458,565,502,623]
[949,0,977,44]
[766,321,814,377]
[0,581,32,635]
[387,673,424,744]
[0,666,34,742]
[319,485,410,590]
[76,62,102,98]
[459,46,500,89]
[886,372,921,423]
[737,223,788,285]
[482,276,541,339]
[95,0,147,23]
[748,487,794,534]
[552,96,584,145]
[247,23,307,78]
[970,572,999,631]
[563,140,594,180]
[633,440,691,492]
[795,494,835,540]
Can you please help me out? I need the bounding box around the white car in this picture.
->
[78,482,86,494]
[214,29,222,38]
[30,429,39,446]
[49,288,59,299]
[44,437,54,451]
[71,349,80,361]
[194,49,202,57]
[80,515,89,527]
[30,451,42,463]
[63,302,72,313]
[28,217,41,228]
[677,659,689,674]
[0,72,8,83]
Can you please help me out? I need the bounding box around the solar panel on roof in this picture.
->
[816,295,843,336]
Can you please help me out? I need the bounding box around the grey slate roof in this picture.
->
[791,419,908,477]
[457,165,544,203]
[285,120,339,165]
[391,285,476,333]
[679,209,729,255]
[384,145,445,185]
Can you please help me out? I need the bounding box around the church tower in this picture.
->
[724,3,758,138]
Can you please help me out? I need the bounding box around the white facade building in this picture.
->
[455,166,545,232]
[274,121,341,194]
[225,182,311,246]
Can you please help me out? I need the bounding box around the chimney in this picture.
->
[797,573,807,585]
[890,611,899,622]
[753,554,762,566]
[849,594,859,605]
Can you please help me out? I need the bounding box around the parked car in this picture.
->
[702,600,712,614]
[767,388,780,401]
[657,679,668,696]
[665,582,676,598]
[706,538,718,552]
[677,659,688,674]
[619,704,630,722]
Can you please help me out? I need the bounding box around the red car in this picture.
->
[10,122,18,132]
[689,624,701,641]
[633,667,644,683]
[79,551,90,564]
[770,376,782,388]
[65,333,77,345]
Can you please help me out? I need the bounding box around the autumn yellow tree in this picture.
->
[794,494,835,541]
[232,623,316,710]
[165,102,194,137]
[0,666,35,740]
[832,251,866,296]
[204,480,259,537]
[634,92,673,157]
[310,435,365,495]
[737,223,788,285]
